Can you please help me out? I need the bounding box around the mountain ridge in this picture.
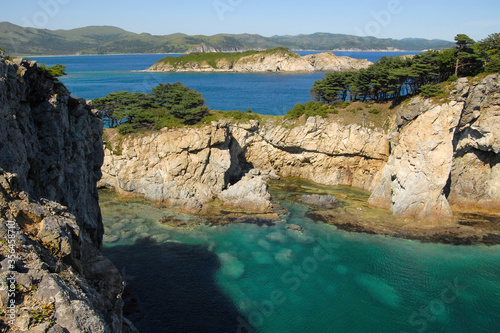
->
[0,21,455,55]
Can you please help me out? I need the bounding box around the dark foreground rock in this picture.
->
[0,54,136,332]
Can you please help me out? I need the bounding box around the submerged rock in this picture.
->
[266,231,287,243]
[286,224,305,232]
[299,194,340,209]
[274,248,294,266]
[218,253,245,280]
[355,274,401,308]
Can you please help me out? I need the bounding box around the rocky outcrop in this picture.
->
[100,116,389,213]
[303,52,374,71]
[0,55,135,331]
[146,51,372,73]
[369,74,500,220]
[218,170,273,212]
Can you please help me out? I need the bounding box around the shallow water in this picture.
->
[100,180,500,333]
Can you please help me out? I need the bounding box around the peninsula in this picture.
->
[146,48,372,73]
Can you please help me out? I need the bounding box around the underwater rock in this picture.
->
[274,248,294,266]
[266,231,287,243]
[299,194,340,209]
[218,253,245,280]
[355,274,401,308]
[286,224,305,232]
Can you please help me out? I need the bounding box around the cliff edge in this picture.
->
[369,74,500,221]
[0,54,136,331]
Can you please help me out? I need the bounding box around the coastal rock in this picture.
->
[448,74,500,211]
[100,121,233,206]
[304,52,372,71]
[369,74,500,220]
[218,170,273,212]
[0,54,135,332]
[299,194,340,209]
[101,116,390,211]
[233,116,389,192]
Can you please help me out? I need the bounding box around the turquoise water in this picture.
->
[30,51,419,115]
[100,186,500,333]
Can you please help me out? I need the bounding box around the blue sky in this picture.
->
[1,0,499,41]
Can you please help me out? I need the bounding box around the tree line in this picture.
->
[93,82,209,134]
[310,33,500,104]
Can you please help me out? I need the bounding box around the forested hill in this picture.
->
[0,21,454,56]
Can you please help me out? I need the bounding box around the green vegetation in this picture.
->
[93,82,209,134]
[159,50,260,69]
[0,22,454,56]
[29,304,55,325]
[201,110,262,124]
[310,33,499,105]
[38,63,67,79]
[286,101,338,119]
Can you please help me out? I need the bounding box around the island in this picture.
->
[146,48,373,73]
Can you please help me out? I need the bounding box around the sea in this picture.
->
[31,51,417,115]
[31,52,500,332]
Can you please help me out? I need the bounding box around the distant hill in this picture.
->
[0,22,455,56]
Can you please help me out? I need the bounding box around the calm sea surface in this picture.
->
[30,52,499,332]
[31,51,418,115]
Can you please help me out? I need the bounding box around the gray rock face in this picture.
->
[101,116,389,212]
[369,74,500,220]
[299,194,340,209]
[0,57,104,245]
[0,55,134,332]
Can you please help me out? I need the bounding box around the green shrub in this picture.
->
[420,84,444,98]
[39,63,67,78]
[368,108,380,114]
[338,101,351,108]
[286,101,336,119]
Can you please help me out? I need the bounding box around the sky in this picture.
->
[1,0,499,41]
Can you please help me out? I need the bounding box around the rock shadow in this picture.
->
[103,237,246,333]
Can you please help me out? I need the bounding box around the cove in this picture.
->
[100,179,500,333]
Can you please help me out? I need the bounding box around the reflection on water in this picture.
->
[100,179,500,333]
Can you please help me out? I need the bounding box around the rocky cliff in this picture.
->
[369,74,500,221]
[101,74,500,224]
[146,51,372,73]
[0,55,135,331]
[100,117,389,213]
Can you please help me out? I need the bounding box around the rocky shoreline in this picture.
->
[100,74,500,245]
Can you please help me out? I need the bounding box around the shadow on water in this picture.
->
[102,237,245,333]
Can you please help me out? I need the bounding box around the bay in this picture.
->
[99,179,500,333]
[31,51,419,115]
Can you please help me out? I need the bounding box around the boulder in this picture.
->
[218,171,273,212]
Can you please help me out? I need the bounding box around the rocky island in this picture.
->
[146,48,372,73]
